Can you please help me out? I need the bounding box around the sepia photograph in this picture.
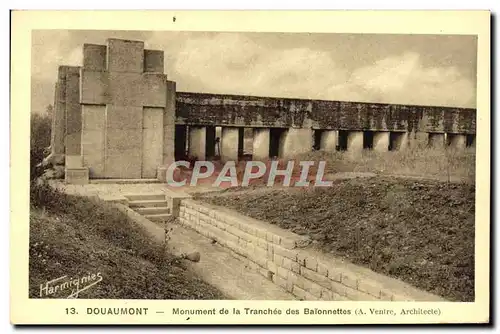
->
[11,10,490,325]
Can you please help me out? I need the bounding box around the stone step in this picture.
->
[144,213,173,223]
[135,206,170,215]
[129,199,169,208]
[124,193,166,201]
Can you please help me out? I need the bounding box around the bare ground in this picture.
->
[197,176,475,302]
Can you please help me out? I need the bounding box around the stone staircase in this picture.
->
[124,193,172,223]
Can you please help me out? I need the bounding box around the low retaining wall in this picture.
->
[178,199,445,302]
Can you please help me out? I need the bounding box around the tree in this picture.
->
[45,104,54,119]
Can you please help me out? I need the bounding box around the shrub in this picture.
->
[30,113,52,181]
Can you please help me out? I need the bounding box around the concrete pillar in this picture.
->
[373,132,390,152]
[163,81,176,166]
[347,131,363,152]
[188,126,206,160]
[81,105,106,178]
[64,67,82,168]
[448,134,467,150]
[51,68,68,158]
[279,128,313,158]
[221,127,239,162]
[142,107,164,178]
[253,128,270,160]
[320,130,338,151]
[428,133,445,149]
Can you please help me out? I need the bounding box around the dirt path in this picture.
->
[165,222,296,300]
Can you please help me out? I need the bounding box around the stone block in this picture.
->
[104,153,142,179]
[65,167,89,185]
[272,274,288,289]
[65,132,81,156]
[280,238,296,250]
[274,245,298,261]
[81,125,105,178]
[65,155,82,168]
[142,126,163,178]
[52,77,66,155]
[144,49,164,73]
[276,266,289,279]
[252,128,270,160]
[80,70,109,105]
[83,44,107,71]
[108,72,144,107]
[107,38,144,73]
[296,252,308,266]
[65,71,81,154]
[273,253,284,267]
[300,266,332,290]
[82,105,106,130]
[143,107,164,129]
[304,256,318,271]
[266,260,277,274]
[105,128,142,154]
[142,73,167,107]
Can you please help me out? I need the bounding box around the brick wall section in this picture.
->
[177,199,446,302]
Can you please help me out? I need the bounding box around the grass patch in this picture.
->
[199,177,475,302]
[29,182,225,299]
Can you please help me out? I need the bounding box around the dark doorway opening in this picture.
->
[313,130,324,151]
[269,128,286,158]
[338,130,348,151]
[466,134,475,148]
[363,131,374,149]
[205,126,216,159]
[389,132,403,151]
[174,125,187,160]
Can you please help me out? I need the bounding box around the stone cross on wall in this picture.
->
[57,38,175,181]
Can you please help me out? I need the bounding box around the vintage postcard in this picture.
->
[10,10,490,325]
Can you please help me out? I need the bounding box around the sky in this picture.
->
[31,30,477,114]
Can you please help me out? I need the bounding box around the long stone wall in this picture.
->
[175,92,476,134]
[178,199,445,302]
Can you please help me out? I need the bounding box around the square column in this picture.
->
[429,133,445,149]
[448,134,467,149]
[320,130,338,151]
[279,128,313,158]
[221,127,239,162]
[188,126,206,160]
[373,132,390,152]
[253,128,270,160]
[347,131,363,152]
